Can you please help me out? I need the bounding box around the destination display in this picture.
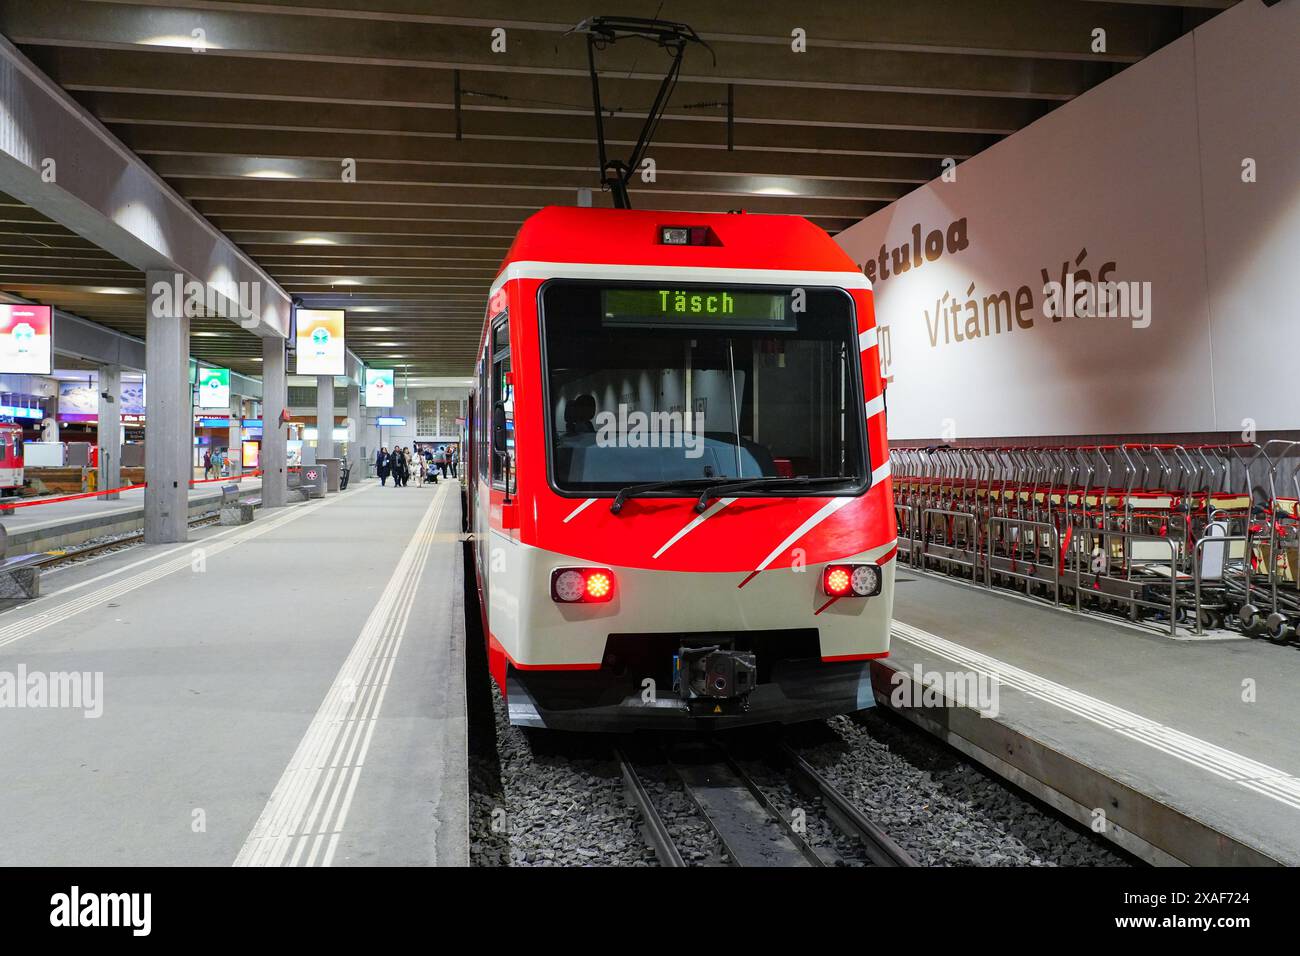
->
[601,287,797,330]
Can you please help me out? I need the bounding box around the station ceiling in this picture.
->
[0,0,1234,377]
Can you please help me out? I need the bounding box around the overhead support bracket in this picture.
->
[568,16,713,209]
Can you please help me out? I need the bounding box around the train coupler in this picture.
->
[673,645,757,714]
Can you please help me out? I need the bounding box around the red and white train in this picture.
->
[0,421,24,495]
[467,206,895,730]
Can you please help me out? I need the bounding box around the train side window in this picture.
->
[491,314,515,492]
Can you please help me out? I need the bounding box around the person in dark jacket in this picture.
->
[376,446,390,486]
[391,446,409,487]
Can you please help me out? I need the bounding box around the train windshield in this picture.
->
[541,281,869,494]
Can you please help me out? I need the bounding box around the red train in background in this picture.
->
[0,421,23,496]
[466,206,895,730]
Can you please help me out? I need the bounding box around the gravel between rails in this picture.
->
[726,749,874,866]
[630,756,728,865]
[470,684,656,867]
[785,711,1132,866]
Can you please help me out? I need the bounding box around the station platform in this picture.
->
[0,478,467,866]
[0,477,265,553]
[878,570,1300,866]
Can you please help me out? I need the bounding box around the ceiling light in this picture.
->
[94,287,138,295]
[755,186,796,196]
[332,279,362,286]
[361,326,394,332]
[245,169,298,180]
[139,34,221,51]
[192,331,224,338]
[294,237,337,245]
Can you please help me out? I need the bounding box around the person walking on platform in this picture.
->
[391,446,409,487]
[203,449,213,480]
[434,445,447,479]
[376,446,391,486]
[449,445,458,478]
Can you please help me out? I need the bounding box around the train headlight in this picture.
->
[552,569,587,603]
[551,567,616,604]
[851,565,881,597]
[822,563,883,597]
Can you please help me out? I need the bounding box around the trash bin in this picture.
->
[316,457,342,493]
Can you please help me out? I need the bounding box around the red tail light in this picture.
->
[551,567,616,604]
[823,566,853,596]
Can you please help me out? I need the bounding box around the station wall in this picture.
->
[362,385,467,460]
[834,0,1300,442]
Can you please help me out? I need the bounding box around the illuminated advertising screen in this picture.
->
[365,368,394,407]
[197,367,230,409]
[58,379,147,423]
[0,304,52,374]
[295,309,345,375]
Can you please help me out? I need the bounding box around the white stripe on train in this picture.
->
[489,261,872,297]
[653,497,737,559]
[750,460,892,574]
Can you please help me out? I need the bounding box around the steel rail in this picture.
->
[777,741,918,867]
[614,747,685,868]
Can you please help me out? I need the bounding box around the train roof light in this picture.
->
[659,225,718,246]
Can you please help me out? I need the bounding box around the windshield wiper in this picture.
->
[610,477,732,514]
[693,475,857,513]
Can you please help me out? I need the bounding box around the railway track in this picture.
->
[34,512,224,569]
[616,737,917,868]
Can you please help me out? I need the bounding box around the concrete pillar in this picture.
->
[227,393,242,479]
[316,373,335,462]
[97,363,122,500]
[144,269,191,544]
[261,335,287,508]
[346,358,361,481]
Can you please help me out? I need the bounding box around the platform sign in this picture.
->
[0,304,52,375]
[295,309,345,375]
[365,368,394,407]
[197,367,230,408]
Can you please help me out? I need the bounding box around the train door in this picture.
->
[460,400,473,533]
[490,310,517,541]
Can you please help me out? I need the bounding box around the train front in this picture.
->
[487,217,895,731]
